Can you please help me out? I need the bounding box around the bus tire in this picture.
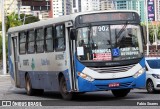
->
[35,89,44,95]
[59,76,73,100]
[146,80,155,93]
[25,74,35,96]
[111,89,130,97]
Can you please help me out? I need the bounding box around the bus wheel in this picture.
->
[35,89,44,95]
[25,74,35,96]
[59,76,73,100]
[146,80,155,93]
[112,89,130,97]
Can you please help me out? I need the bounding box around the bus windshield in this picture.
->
[76,24,143,61]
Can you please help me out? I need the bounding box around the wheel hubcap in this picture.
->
[147,82,153,92]
[26,78,30,91]
[62,80,67,94]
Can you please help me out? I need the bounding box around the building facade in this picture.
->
[18,0,51,20]
[72,0,100,13]
[72,0,81,13]
[51,0,72,18]
[100,0,114,10]
[111,0,145,22]
[0,0,18,21]
[155,0,160,21]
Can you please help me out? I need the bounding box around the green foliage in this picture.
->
[0,12,40,32]
[148,24,160,43]
[142,23,160,44]
[20,14,39,24]
[0,22,2,31]
[6,12,22,31]
[0,13,39,60]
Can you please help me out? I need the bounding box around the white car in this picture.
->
[145,57,160,93]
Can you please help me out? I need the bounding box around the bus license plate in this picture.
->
[109,83,120,88]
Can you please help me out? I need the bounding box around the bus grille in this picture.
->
[89,64,135,73]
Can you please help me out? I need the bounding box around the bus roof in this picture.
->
[8,10,138,33]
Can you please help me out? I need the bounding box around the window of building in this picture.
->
[55,25,65,51]
[36,28,44,53]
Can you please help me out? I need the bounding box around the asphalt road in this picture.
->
[0,76,160,109]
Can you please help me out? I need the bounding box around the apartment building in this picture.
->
[72,0,100,13]
[100,0,114,10]
[112,0,145,22]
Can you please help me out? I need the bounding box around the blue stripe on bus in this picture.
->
[8,35,14,79]
[63,69,71,91]
[8,57,14,79]
[17,70,71,92]
[139,57,145,67]
[74,55,85,72]
[77,58,146,92]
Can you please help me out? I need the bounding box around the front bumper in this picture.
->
[152,79,160,90]
[77,72,146,92]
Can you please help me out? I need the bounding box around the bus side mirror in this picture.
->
[70,29,76,40]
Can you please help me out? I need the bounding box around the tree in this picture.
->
[148,24,154,43]
[20,14,39,24]
[0,22,2,31]
[142,22,160,44]
[6,12,22,31]
[0,13,40,60]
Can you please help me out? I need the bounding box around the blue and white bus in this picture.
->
[8,10,146,100]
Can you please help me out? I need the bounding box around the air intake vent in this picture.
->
[89,64,135,73]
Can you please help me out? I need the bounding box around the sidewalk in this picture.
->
[0,70,10,77]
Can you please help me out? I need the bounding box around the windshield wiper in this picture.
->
[116,22,128,47]
[88,24,95,47]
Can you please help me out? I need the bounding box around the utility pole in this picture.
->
[1,0,7,74]
[17,0,21,20]
[145,0,149,56]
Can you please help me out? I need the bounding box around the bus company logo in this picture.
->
[2,101,11,106]
[31,58,35,70]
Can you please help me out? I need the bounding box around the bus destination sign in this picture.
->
[79,12,135,23]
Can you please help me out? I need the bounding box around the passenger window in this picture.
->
[19,32,26,54]
[45,27,54,52]
[28,30,35,53]
[55,25,65,51]
[36,28,44,53]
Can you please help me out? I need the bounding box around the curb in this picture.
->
[0,75,10,77]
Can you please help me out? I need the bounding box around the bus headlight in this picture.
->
[152,74,160,79]
[78,72,94,82]
[133,68,145,78]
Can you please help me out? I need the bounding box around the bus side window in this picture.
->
[55,24,65,51]
[45,26,54,52]
[27,30,35,53]
[19,32,26,54]
[36,28,44,53]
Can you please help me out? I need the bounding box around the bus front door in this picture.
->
[12,37,20,87]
